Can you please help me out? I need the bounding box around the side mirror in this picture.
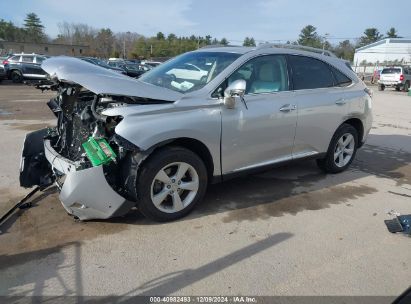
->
[223,79,246,109]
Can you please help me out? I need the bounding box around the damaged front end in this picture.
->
[20,85,141,220]
[18,56,180,220]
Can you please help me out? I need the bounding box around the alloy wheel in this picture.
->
[334,133,355,168]
[150,162,199,213]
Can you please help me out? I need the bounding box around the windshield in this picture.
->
[139,51,241,93]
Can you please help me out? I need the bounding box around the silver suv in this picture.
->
[378,66,411,92]
[20,45,373,222]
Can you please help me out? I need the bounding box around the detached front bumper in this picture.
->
[44,139,129,220]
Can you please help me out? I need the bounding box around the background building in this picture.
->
[0,40,89,57]
[354,38,411,66]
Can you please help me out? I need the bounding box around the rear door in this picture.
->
[288,55,350,157]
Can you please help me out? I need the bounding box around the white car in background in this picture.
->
[166,63,208,81]
[378,66,411,92]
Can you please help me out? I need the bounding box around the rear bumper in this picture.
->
[378,80,403,87]
[44,139,129,220]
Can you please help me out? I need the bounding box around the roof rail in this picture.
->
[257,43,337,57]
[200,44,240,49]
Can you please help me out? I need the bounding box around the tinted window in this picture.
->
[381,68,401,74]
[330,66,352,87]
[10,56,20,62]
[289,56,334,90]
[22,56,34,63]
[228,55,289,94]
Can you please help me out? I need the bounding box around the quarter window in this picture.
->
[289,55,334,90]
[330,66,352,87]
[227,55,289,94]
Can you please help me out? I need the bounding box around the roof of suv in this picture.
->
[195,45,337,58]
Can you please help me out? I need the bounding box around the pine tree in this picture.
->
[24,13,45,43]
[297,25,323,48]
[386,27,401,38]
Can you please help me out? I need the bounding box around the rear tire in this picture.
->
[136,146,208,222]
[395,86,401,91]
[316,124,358,174]
[403,81,409,92]
[11,70,23,83]
[378,84,385,91]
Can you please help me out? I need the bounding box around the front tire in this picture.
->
[136,146,208,222]
[316,124,358,173]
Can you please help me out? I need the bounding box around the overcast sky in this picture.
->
[1,0,410,43]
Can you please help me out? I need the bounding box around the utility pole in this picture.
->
[123,31,130,59]
[322,33,330,50]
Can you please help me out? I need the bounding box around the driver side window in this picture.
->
[228,55,289,94]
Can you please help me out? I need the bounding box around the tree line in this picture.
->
[0,13,403,62]
[295,25,402,62]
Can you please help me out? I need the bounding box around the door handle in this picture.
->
[279,104,297,112]
[335,98,346,105]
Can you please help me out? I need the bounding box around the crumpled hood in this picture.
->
[42,56,182,101]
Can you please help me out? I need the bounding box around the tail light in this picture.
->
[400,75,404,81]
[2,60,9,65]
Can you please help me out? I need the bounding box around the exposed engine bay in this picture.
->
[19,80,172,220]
[47,84,130,165]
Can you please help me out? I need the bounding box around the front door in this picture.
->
[221,55,298,174]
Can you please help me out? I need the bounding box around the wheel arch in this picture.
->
[341,118,364,146]
[144,137,215,183]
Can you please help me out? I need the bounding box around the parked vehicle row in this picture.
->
[0,54,160,83]
[20,45,373,222]
[107,59,149,78]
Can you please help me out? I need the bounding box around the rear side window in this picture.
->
[330,66,352,87]
[22,56,34,63]
[381,68,401,74]
[289,55,334,90]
